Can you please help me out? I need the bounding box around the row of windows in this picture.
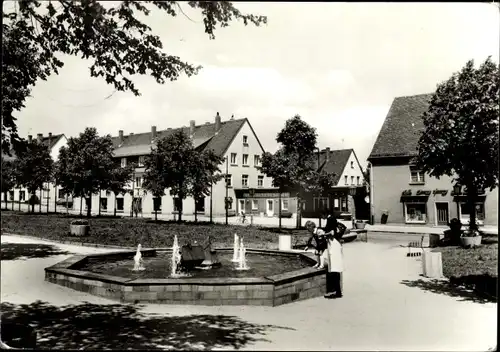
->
[404,202,485,224]
[229,153,260,167]
[238,199,289,212]
[344,175,362,186]
[225,174,264,188]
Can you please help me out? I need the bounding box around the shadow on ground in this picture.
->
[0,300,293,350]
[401,276,497,304]
[0,243,70,261]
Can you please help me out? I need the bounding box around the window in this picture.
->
[135,177,142,188]
[227,197,233,210]
[252,199,258,210]
[43,188,50,199]
[341,197,347,212]
[19,191,26,201]
[58,189,65,199]
[257,175,264,187]
[344,175,348,185]
[239,199,245,213]
[138,156,145,167]
[282,199,289,211]
[357,176,360,185]
[242,154,249,166]
[195,197,205,212]
[173,198,182,212]
[8,191,14,201]
[405,203,427,223]
[116,198,124,211]
[230,153,237,165]
[225,174,232,187]
[121,158,127,167]
[459,202,485,225]
[242,175,249,188]
[243,135,248,145]
[351,176,354,185]
[351,161,354,169]
[314,197,328,212]
[153,197,162,212]
[254,155,260,167]
[410,169,425,183]
[100,198,108,211]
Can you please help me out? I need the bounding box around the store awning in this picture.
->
[453,194,486,203]
[234,188,291,199]
[400,195,430,203]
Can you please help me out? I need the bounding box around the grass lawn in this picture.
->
[433,241,498,300]
[1,211,311,250]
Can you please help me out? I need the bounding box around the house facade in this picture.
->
[74,113,285,218]
[1,133,69,211]
[368,93,498,227]
[301,148,368,219]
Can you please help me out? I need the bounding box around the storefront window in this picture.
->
[405,202,427,223]
[459,202,485,224]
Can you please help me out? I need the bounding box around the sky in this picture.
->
[8,2,500,167]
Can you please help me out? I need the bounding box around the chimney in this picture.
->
[215,112,221,133]
[37,133,43,143]
[189,120,195,137]
[28,135,33,144]
[325,147,330,163]
[119,130,124,143]
[230,114,234,120]
[129,132,134,136]
[48,132,52,145]
[151,126,157,141]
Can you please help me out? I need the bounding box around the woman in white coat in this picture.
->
[322,227,344,299]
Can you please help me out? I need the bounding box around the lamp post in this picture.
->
[349,186,357,226]
[315,147,321,227]
[209,182,213,224]
[225,156,229,225]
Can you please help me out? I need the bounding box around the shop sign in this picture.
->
[432,189,448,196]
[402,190,412,196]
[416,190,431,196]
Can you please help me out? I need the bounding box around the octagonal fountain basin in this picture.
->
[45,248,327,306]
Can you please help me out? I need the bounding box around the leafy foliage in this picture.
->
[143,130,198,221]
[15,140,54,211]
[1,158,17,208]
[56,127,116,217]
[259,115,337,228]
[2,0,267,155]
[416,57,499,231]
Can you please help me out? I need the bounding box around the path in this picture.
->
[1,234,496,351]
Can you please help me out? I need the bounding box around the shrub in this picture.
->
[70,219,89,226]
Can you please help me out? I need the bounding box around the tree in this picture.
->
[416,57,499,233]
[1,158,17,210]
[142,152,167,222]
[107,164,135,217]
[57,127,115,217]
[2,1,267,155]
[15,141,54,213]
[189,150,224,222]
[144,130,197,222]
[259,115,336,229]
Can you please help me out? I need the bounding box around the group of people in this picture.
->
[304,210,347,299]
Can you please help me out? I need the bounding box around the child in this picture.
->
[304,220,327,269]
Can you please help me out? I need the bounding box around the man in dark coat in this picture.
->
[323,209,338,236]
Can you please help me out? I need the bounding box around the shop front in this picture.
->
[233,188,296,217]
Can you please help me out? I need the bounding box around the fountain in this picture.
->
[231,233,240,262]
[132,244,145,271]
[170,234,182,277]
[235,237,249,271]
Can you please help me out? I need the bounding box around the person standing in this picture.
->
[323,210,344,299]
[323,208,338,235]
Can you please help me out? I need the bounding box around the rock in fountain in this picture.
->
[231,233,240,262]
[171,235,182,277]
[236,237,249,270]
[132,244,145,271]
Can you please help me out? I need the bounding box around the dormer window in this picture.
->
[243,135,248,145]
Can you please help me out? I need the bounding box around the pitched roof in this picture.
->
[316,148,354,185]
[40,134,65,150]
[111,118,247,158]
[368,93,432,160]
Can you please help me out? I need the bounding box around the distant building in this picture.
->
[300,148,368,219]
[368,93,498,227]
[1,133,69,209]
[75,113,281,218]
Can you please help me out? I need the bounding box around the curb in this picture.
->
[2,233,136,250]
[367,230,434,236]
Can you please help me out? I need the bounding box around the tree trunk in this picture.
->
[39,188,42,213]
[46,186,50,214]
[4,192,7,210]
[54,185,57,213]
[66,195,69,215]
[194,198,198,223]
[295,195,302,229]
[210,183,213,224]
[114,195,117,217]
[31,192,35,213]
[178,197,183,223]
[278,190,282,230]
[79,197,83,217]
[11,194,14,211]
[18,194,21,212]
[86,197,92,218]
[467,187,478,232]
[98,190,101,217]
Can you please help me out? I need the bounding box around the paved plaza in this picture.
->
[1,233,496,351]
